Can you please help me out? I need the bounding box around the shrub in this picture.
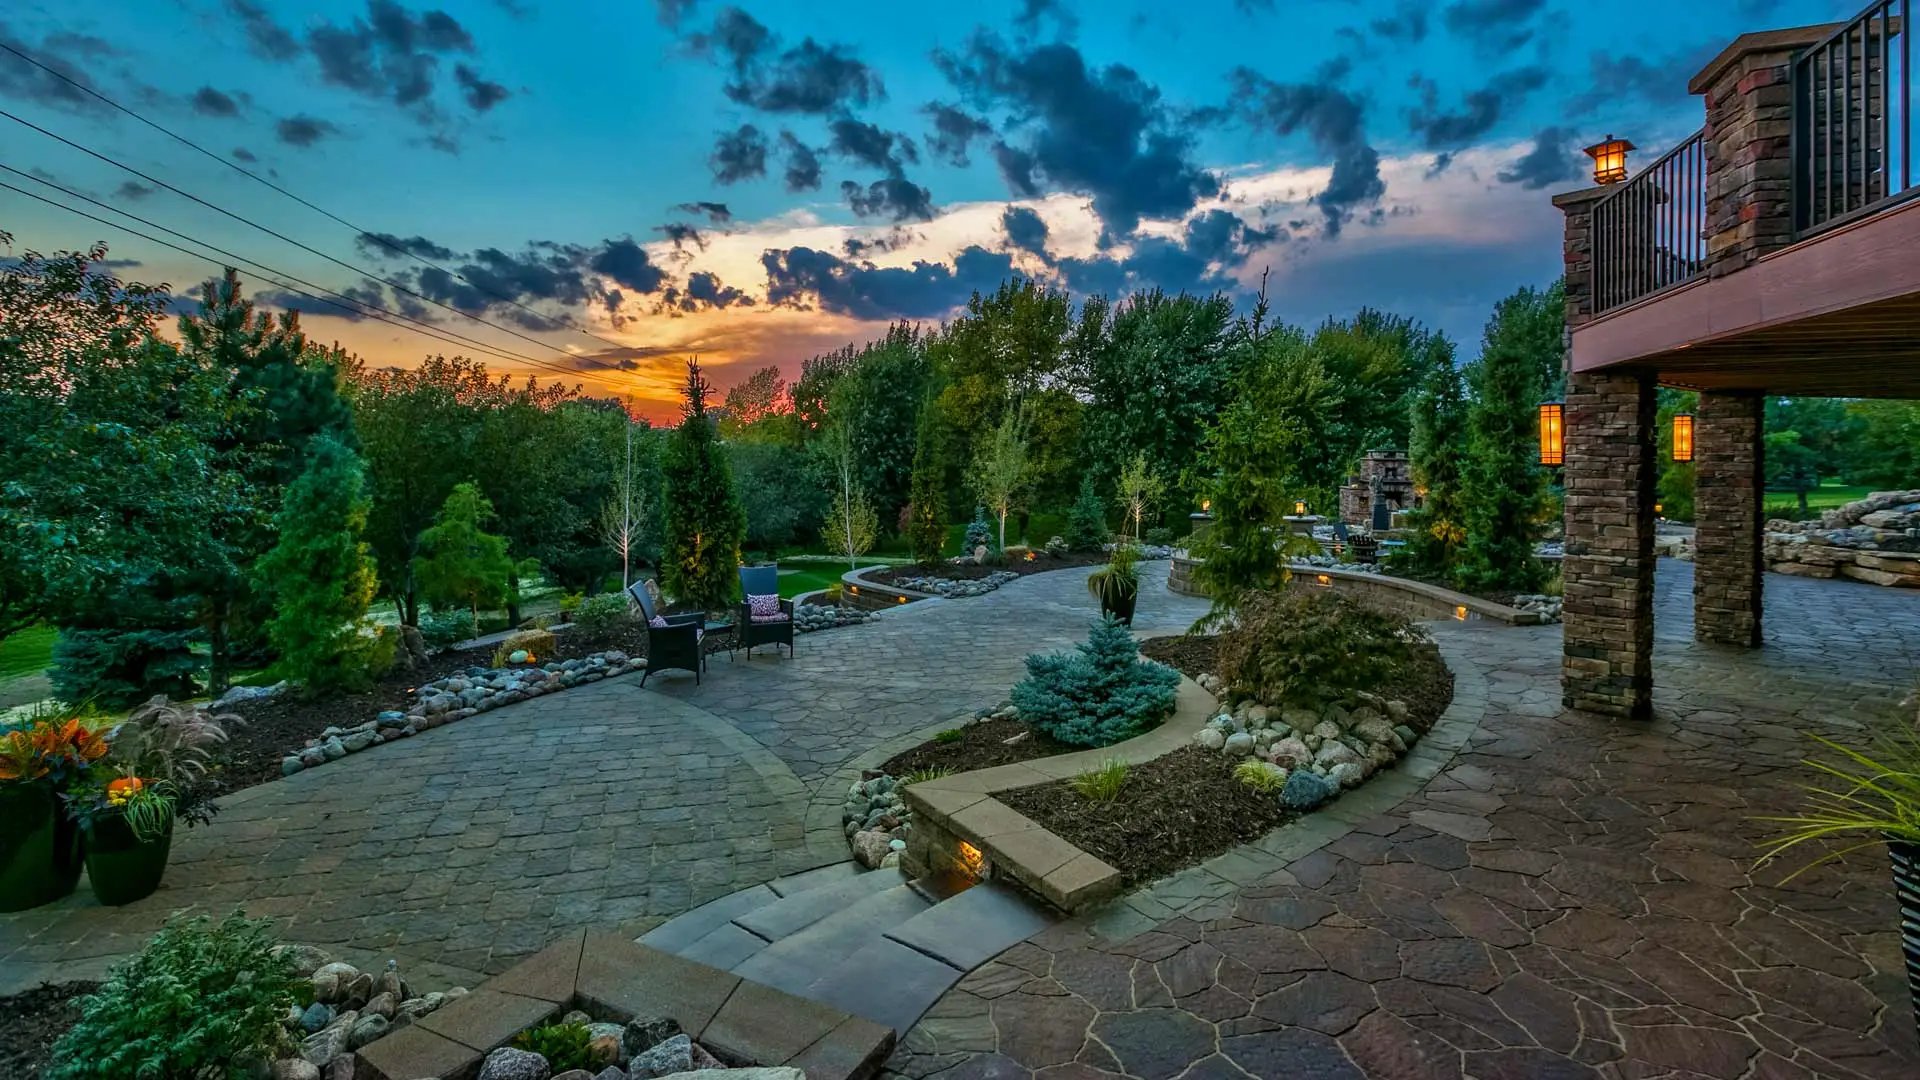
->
[511,1022,596,1072]
[1044,535,1069,557]
[255,438,382,695]
[1143,525,1174,546]
[415,610,472,650]
[48,912,304,1080]
[1071,759,1129,803]
[573,593,634,633]
[1063,476,1109,552]
[934,728,964,743]
[963,506,995,557]
[51,627,202,709]
[1010,617,1181,748]
[558,591,584,617]
[1216,590,1419,710]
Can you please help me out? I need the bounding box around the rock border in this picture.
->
[1169,558,1548,625]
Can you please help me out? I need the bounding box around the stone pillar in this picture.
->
[1693,392,1765,646]
[1552,185,1610,330]
[1561,370,1658,720]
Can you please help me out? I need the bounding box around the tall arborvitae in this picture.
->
[256,437,383,693]
[906,390,949,566]
[660,359,746,611]
[1458,290,1551,594]
[1404,348,1469,577]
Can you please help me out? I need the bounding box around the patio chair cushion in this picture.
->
[748,593,781,619]
[649,614,701,641]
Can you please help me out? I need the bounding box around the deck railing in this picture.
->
[1590,130,1708,314]
[1792,0,1913,235]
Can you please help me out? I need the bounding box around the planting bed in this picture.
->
[0,981,96,1078]
[877,716,1077,776]
[866,551,1104,585]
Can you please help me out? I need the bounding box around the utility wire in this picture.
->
[0,178,574,372]
[0,106,637,377]
[0,39,642,357]
[1,164,601,376]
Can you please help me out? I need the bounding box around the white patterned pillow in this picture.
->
[649,615,669,628]
[748,593,781,618]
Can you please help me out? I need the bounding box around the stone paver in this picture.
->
[885,567,1920,1080]
[0,563,1205,992]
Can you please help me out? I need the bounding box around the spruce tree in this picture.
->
[256,438,382,693]
[1405,353,1469,576]
[413,482,514,637]
[1064,475,1109,552]
[905,392,949,565]
[661,359,746,612]
[1458,291,1550,594]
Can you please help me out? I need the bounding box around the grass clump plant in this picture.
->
[1234,759,1288,794]
[934,729,964,744]
[1760,727,1920,879]
[899,766,954,786]
[511,1022,597,1072]
[1071,759,1129,803]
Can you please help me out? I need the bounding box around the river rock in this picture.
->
[1194,727,1226,750]
[1352,716,1397,746]
[1267,736,1311,769]
[1222,731,1255,757]
[628,1033,693,1078]
[1281,769,1337,810]
[277,944,332,978]
[300,1025,351,1066]
[272,1059,322,1080]
[478,1047,552,1080]
[1327,762,1366,788]
[1314,740,1361,769]
[553,1072,598,1080]
[299,1002,336,1033]
[362,992,396,1020]
[851,830,892,869]
[622,1016,684,1057]
[649,1069,805,1080]
[348,1013,389,1049]
[320,736,347,761]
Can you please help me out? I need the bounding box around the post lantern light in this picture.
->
[1538,401,1565,466]
[1584,135,1635,185]
[1294,499,1307,515]
[1672,413,1695,463]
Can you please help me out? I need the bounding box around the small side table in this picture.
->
[704,620,736,662]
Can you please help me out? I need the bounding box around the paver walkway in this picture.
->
[0,563,1207,993]
[885,566,1920,1080]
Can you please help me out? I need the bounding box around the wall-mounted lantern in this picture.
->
[1584,135,1634,184]
[1672,413,1694,462]
[1538,401,1565,466]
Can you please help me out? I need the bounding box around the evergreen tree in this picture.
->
[413,483,514,637]
[906,391,949,565]
[660,359,746,611]
[256,438,383,693]
[1403,351,1469,576]
[1064,475,1110,552]
[1010,616,1182,747]
[1458,289,1551,594]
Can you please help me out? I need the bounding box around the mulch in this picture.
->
[1137,635,1218,681]
[209,621,653,795]
[0,982,96,1079]
[998,747,1297,885]
[868,551,1107,585]
[878,717,1079,776]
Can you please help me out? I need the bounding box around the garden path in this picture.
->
[885,564,1920,1080]
[0,562,1208,994]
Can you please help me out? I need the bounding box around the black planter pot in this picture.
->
[1099,588,1138,626]
[0,783,83,912]
[1890,840,1920,1045]
[85,814,173,906]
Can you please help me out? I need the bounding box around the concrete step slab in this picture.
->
[767,860,862,897]
[732,884,932,997]
[882,880,1055,971]
[736,868,907,941]
[641,883,779,955]
[677,921,770,970]
[804,937,967,1035]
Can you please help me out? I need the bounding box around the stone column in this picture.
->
[1693,392,1765,646]
[1561,370,1658,720]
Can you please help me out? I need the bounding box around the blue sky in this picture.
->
[0,0,1856,416]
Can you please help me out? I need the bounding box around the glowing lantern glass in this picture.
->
[1584,135,1634,185]
[1672,413,1694,463]
[1538,402,1565,466]
[1294,500,1307,515]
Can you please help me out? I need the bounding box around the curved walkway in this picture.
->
[0,563,1207,993]
[884,568,1920,1080]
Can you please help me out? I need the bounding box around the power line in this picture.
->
[0,177,583,373]
[0,106,639,376]
[0,39,644,357]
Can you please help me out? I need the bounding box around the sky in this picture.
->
[0,0,1857,420]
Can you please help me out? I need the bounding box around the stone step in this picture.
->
[767,860,865,897]
[881,879,1056,971]
[731,883,934,997]
[734,866,910,941]
[640,883,781,955]
[802,937,968,1036]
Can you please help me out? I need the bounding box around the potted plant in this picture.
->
[70,696,236,906]
[1087,541,1141,626]
[1760,728,1920,1037]
[0,714,109,912]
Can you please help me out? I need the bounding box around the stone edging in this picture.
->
[1079,633,1493,940]
[354,927,894,1080]
[1289,567,1542,624]
[901,678,1219,912]
[843,565,941,604]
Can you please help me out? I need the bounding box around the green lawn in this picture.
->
[775,562,888,600]
[0,624,57,684]
[1765,484,1876,514]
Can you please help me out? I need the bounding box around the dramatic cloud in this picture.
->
[779,130,823,191]
[656,222,707,251]
[0,24,114,114]
[453,63,509,111]
[841,177,935,223]
[936,34,1222,237]
[1368,1,1430,43]
[675,201,733,223]
[590,238,670,293]
[231,146,258,162]
[762,245,1016,320]
[1231,68,1383,236]
[1498,126,1582,189]
[114,181,157,201]
[1014,0,1078,39]
[190,86,242,117]
[276,114,340,146]
[230,0,300,61]
[1406,67,1549,150]
[922,103,994,166]
[1001,206,1050,256]
[1439,0,1549,54]
[828,117,915,172]
[688,6,884,115]
[659,270,755,313]
[356,231,457,260]
[1057,208,1280,297]
[710,124,768,183]
[826,119,933,221]
[1568,42,1720,116]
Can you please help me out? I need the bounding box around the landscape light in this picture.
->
[1672,413,1694,463]
[1538,402,1565,466]
[1584,135,1634,184]
[1294,500,1307,515]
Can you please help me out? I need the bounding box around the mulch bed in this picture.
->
[878,717,1079,776]
[0,982,96,1079]
[210,621,654,794]
[998,747,1296,885]
[1137,635,1218,680]
[868,551,1107,585]
[1139,635,1455,737]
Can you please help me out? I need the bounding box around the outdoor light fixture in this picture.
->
[1584,135,1634,184]
[1294,500,1307,515]
[1538,401,1565,466]
[1201,499,1211,512]
[1315,574,1332,587]
[1672,413,1695,463]
[1454,605,1469,621]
